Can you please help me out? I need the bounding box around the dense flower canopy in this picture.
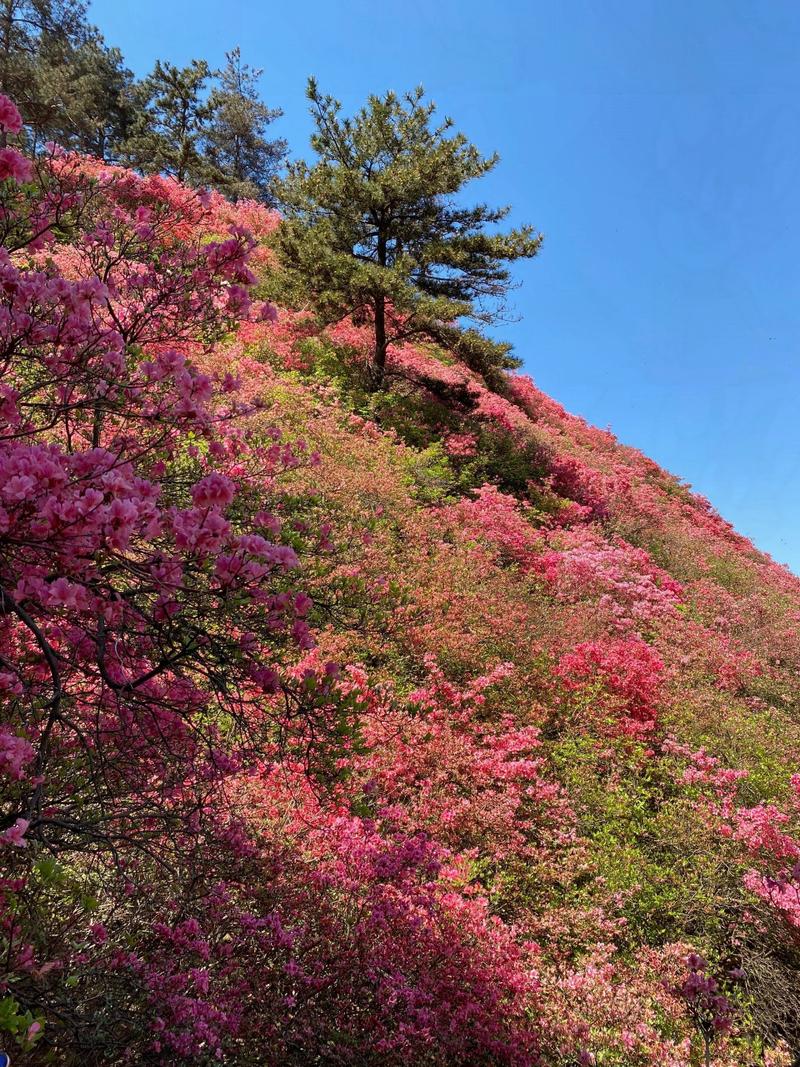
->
[1,93,800,1065]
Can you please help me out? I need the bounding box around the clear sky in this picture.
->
[89,0,800,572]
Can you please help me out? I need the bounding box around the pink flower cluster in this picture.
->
[556,637,665,737]
[535,527,684,633]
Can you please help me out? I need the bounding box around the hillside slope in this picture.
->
[2,133,800,1065]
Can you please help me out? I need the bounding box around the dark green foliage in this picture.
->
[0,0,88,107]
[455,426,552,497]
[0,7,285,196]
[275,79,543,389]
[121,53,287,198]
[0,0,135,155]
[122,59,213,185]
[204,48,287,203]
[38,36,136,159]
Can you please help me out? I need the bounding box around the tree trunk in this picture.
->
[372,292,387,390]
[177,136,189,183]
[0,0,12,148]
[371,229,388,389]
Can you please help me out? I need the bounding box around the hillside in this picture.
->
[2,98,800,1065]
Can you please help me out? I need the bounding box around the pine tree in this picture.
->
[37,34,136,159]
[275,79,542,389]
[205,47,286,203]
[0,0,91,147]
[123,59,212,184]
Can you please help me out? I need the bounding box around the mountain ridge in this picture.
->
[2,141,800,1065]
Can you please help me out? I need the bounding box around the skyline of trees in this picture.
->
[0,0,287,199]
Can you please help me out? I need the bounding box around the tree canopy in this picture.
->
[122,59,213,184]
[274,79,543,388]
[0,5,285,196]
[205,48,287,203]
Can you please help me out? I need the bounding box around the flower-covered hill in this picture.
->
[2,95,800,1065]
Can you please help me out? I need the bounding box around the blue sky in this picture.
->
[89,0,800,572]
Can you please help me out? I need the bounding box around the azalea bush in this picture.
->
[0,96,323,1058]
[2,90,800,1065]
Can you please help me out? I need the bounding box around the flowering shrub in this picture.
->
[676,953,736,1062]
[535,527,685,634]
[0,99,325,1057]
[556,637,665,738]
[2,92,800,1064]
[442,483,543,566]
